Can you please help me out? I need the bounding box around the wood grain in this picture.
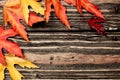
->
[25,53,120,65]
[9,32,120,55]
[0,0,120,79]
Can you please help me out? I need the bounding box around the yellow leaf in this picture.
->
[0,54,39,80]
[0,64,5,80]
[21,0,44,23]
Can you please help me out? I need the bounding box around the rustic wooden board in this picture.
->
[0,0,120,79]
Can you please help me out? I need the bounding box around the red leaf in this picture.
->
[88,17,106,35]
[0,48,6,65]
[0,26,24,65]
[0,27,17,40]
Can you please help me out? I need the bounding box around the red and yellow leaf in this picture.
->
[20,0,44,23]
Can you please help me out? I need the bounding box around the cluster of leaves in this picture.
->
[3,0,44,41]
[0,0,105,80]
[45,0,105,29]
[0,0,44,80]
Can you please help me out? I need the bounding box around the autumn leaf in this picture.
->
[45,0,105,29]
[76,0,82,13]
[4,0,20,7]
[88,17,106,35]
[28,12,44,26]
[81,0,105,19]
[64,0,76,5]
[45,0,70,29]
[64,0,81,13]
[0,64,5,80]
[0,54,38,80]
[44,0,52,23]
[20,0,44,23]
[3,0,44,41]
[3,5,29,41]
[64,0,105,19]
[0,26,24,65]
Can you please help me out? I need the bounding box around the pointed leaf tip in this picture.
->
[88,17,106,35]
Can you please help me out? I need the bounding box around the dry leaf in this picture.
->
[45,0,105,29]
[0,54,38,80]
[64,0,105,19]
[45,0,70,29]
[20,0,44,23]
[3,0,44,41]
[0,26,24,65]
[88,17,106,35]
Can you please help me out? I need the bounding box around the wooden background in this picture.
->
[0,0,120,79]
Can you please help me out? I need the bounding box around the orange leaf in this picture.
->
[44,0,52,22]
[64,0,76,5]
[45,0,70,29]
[3,0,44,41]
[64,0,105,19]
[53,0,70,29]
[28,12,44,26]
[3,5,29,41]
[76,0,82,13]
[0,26,24,65]
[4,0,20,7]
[81,0,105,19]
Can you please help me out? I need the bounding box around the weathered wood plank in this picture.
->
[5,63,120,79]
[0,0,120,79]
[25,53,120,65]
[8,32,120,55]
[5,31,120,79]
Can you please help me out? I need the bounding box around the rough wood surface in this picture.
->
[0,0,120,79]
[25,53,120,65]
[10,32,120,55]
